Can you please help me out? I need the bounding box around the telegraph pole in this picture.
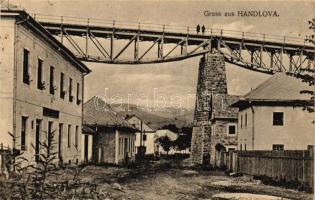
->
[140,120,143,147]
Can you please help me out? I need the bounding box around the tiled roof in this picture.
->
[243,73,313,101]
[212,94,239,119]
[83,96,137,130]
[125,114,156,132]
[231,73,314,107]
[82,125,95,134]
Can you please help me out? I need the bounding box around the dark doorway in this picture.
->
[35,119,41,162]
[215,143,226,168]
[124,138,129,164]
[58,123,63,163]
[84,135,89,163]
[47,121,53,155]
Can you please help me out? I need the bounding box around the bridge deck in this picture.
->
[40,21,315,56]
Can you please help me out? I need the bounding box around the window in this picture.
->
[119,138,123,155]
[121,138,124,155]
[307,145,314,151]
[228,124,236,135]
[35,119,41,162]
[211,125,215,136]
[49,66,55,95]
[273,144,284,151]
[60,72,65,98]
[245,113,247,128]
[76,83,81,105]
[21,116,28,150]
[68,125,71,148]
[273,112,284,126]
[240,115,243,129]
[75,125,79,148]
[69,78,73,102]
[132,139,134,153]
[37,59,45,90]
[244,144,247,151]
[240,144,242,151]
[23,49,30,84]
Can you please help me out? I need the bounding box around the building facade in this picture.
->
[0,9,91,165]
[232,73,315,151]
[210,95,238,167]
[125,115,157,155]
[83,97,137,165]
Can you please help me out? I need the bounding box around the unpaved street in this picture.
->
[73,159,313,200]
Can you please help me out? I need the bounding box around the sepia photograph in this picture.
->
[0,0,314,199]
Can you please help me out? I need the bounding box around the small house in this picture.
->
[210,94,239,167]
[125,115,157,155]
[83,97,137,165]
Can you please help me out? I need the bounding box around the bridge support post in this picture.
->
[191,52,228,166]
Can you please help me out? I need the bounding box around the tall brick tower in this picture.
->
[191,52,228,165]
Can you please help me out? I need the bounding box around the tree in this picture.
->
[160,124,179,133]
[305,18,315,45]
[286,18,315,113]
[172,126,192,151]
[300,18,315,112]
[156,136,173,155]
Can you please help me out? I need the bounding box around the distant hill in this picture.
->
[109,103,194,130]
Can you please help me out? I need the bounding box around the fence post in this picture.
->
[302,150,305,186]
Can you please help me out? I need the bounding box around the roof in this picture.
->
[231,73,314,108]
[0,7,91,74]
[212,94,239,119]
[83,96,138,131]
[125,114,156,132]
[82,125,95,134]
[156,130,178,141]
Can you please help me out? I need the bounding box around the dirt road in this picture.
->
[75,159,313,200]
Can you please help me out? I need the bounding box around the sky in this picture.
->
[5,0,315,110]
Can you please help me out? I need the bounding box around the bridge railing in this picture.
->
[33,14,310,46]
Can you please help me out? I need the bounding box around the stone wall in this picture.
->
[191,52,228,165]
[210,119,238,166]
[93,127,116,164]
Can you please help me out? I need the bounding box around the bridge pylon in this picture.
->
[191,52,228,165]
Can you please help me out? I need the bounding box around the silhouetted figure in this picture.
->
[196,24,200,34]
[201,25,205,34]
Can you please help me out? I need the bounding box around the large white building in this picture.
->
[0,8,91,164]
[231,73,314,151]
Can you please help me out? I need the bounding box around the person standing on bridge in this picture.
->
[196,24,200,34]
[201,25,205,34]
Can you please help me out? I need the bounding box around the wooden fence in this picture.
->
[225,150,314,190]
